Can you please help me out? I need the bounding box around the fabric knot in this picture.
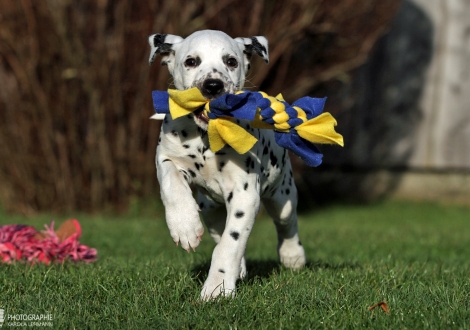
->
[152,87,344,166]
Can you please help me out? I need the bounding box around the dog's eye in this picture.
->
[226,57,238,68]
[185,58,197,67]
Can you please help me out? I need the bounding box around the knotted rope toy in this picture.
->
[151,87,344,167]
[0,219,97,264]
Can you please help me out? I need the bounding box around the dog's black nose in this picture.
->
[203,79,224,97]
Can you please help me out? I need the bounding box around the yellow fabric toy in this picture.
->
[152,87,343,167]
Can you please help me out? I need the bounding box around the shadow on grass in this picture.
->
[191,259,361,284]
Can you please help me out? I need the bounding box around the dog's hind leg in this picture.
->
[197,192,248,280]
[262,178,306,269]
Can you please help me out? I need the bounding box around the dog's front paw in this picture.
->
[166,208,204,252]
[200,274,236,300]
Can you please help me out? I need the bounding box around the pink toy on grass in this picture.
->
[0,219,97,264]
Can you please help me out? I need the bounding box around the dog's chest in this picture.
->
[157,115,289,202]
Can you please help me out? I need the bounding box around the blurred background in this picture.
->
[0,0,468,214]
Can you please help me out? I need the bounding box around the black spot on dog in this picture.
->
[195,163,200,170]
[162,159,171,163]
[183,144,190,149]
[263,146,268,155]
[152,34,167,47]
[179,169,190,182]
[244,182,248,190]
[188,154,196,159]
[235,211,245,218]
[286,189,290,195]
[245,156,251,168]
[298,241,302,246]
[218,269,225,273]
[219,161,225,171]
[181,130,188,138]
[158,137,161,143]
[230,231,240,240]
[269,151,278,167]
[199,202,205,209]
[250,37,268,60]
[171,130,178,136]
[188,169,196,178]
[227,191,233,203]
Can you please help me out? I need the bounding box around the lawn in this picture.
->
[0,201,469,329]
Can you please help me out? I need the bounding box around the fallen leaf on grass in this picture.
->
[368,302,389,314]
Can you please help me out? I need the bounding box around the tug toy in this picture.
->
[151,87,344,167]
[0,219,97,264]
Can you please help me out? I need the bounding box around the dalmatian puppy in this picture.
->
[148,30,306,299]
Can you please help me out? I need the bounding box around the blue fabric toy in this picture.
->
[151,88,343,167]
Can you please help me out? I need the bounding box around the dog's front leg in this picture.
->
[156,151,204,252]
[201,174,260,300]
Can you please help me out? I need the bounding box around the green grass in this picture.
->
[1,201,469,329]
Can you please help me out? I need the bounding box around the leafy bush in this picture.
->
[0,0,399,213]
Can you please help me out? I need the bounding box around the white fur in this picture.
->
[149,30,305,300]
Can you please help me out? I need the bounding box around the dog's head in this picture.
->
[149,30,269,128]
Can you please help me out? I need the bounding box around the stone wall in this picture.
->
[296,0,470,205]
[409,0,470,170]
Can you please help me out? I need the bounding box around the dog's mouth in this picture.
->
[194,107,209,124]
[191,77,237,130]
[193,87,231,125]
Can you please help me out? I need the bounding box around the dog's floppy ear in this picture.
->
[148,34,184,66]
[235,36,269,64]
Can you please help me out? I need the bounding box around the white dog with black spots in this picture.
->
[148,30,306,300]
